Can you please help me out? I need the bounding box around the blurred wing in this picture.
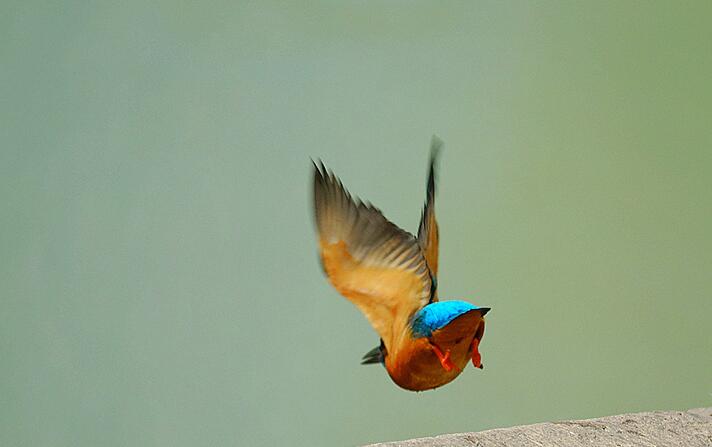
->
[417,137,441,292]
[313,162,432,348]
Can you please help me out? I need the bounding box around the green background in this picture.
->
[2,2,711,446]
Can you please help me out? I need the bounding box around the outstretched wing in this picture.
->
[313,162,432,350]
[417,137,442,292]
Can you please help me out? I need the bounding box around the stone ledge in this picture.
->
[366,407,712,446]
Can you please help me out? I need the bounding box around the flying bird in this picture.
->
[311,137,489,391]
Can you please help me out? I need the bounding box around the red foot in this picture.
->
[471,338,483,369]
[431,343,456,372]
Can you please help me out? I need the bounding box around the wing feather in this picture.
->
[313,162,432,349]
[417,137,441,294]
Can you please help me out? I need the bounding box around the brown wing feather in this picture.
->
[313,162,432,350]
[417,137,442,296]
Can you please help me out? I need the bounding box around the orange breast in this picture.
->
[385,310,485,391]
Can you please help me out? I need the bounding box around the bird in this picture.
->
[311,137,490,391]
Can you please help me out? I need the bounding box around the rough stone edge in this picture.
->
[365,407,712,447]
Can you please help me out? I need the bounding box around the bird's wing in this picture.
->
[417,137,441,294]
[313,162,432,349]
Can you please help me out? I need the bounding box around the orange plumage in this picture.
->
[312,137,489,391]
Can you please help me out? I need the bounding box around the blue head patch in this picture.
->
[411,301,480,338]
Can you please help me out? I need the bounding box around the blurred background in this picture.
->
[2,1,712,446]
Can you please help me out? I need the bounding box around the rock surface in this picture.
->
[366,407,712,446]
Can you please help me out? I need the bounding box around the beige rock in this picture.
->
[366,407,712,447]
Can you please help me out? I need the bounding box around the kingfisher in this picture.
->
[311,137,490,391]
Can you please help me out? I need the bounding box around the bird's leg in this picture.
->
[471,337,483,369]
[430,342,455,372]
